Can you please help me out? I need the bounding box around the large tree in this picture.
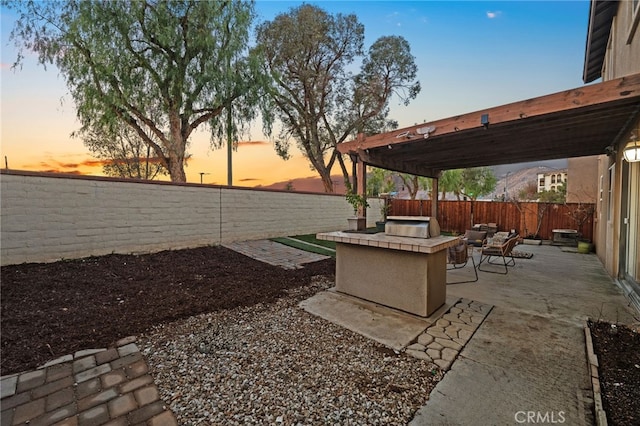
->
[398,173,431,200]
[6,0,268,182]
[366,167,396,197]
[255,4,420,192]
[460,167,497,201]
[439,169,464,200]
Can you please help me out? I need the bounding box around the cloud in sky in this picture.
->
[386,10,431,28]
[386,11,402,27]
[239,177,261,182]
[236,140,270,147]
[31,156,171,174]
[486,11,502,19]
[40,169,83,175]
[20,157,107,174]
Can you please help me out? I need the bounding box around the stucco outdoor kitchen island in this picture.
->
[317,229,459,317]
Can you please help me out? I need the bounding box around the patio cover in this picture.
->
[338,73,640,180]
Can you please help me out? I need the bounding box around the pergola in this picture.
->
[338,72,640,219]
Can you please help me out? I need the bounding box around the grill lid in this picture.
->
[385,216,440,239]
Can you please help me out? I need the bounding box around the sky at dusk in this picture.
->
[1,1,592,187]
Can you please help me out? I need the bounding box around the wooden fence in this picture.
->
[390,199,595,241]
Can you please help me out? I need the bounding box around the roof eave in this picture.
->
[583,0,618,83]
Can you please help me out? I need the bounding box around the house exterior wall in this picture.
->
[602,1,640,81]
[0,171,383,266]
[594,1,640,290]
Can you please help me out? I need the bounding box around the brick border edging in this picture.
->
[1,336,178,426]
[584,319,608,426]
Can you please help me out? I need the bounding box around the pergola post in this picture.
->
[356,157,367,220]
[349,136,367,231]
[431,176,439,219]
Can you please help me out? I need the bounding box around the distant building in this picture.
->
[537,169,567,193]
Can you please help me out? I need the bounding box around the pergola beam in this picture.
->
[339,73,640,159]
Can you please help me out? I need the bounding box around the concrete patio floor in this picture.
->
[410,243,638,426]
[297,240,637,425]
[209,240,640,424]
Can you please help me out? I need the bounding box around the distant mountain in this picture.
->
[258,160,568,199]
[484,165,562,200]
[259,175,348,194]
[492,159,567,177]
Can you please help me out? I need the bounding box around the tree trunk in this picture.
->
[320,169,334,193]
[166,116,187,182]
[336,153,351,192]
[309,151,334,193]
[167,156,187,182]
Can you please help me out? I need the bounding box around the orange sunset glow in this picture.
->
[0,59,317,188]
[0,49,322,189]
[3,137,316,187]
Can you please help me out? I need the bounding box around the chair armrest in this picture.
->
[482,238,509,254]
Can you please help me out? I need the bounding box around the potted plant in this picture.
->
[376,196,391,232]
[577,239,593,254]
[566,202,595,253]
[345,191,369,231]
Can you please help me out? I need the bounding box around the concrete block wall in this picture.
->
[222,189,350,242]
[0,171,382,265]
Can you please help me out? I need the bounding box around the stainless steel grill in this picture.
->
[385,216,440,239]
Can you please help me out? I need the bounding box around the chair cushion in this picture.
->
[464,230,487,246]
[491,231,510,245]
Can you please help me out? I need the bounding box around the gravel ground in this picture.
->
[138,277,444,425]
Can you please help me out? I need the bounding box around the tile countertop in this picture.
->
[317,231,459,254]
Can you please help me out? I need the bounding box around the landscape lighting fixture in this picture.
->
[481,114,490,129]
[416,126,436,138]
[623,133,640,162]
[395,131,413,139]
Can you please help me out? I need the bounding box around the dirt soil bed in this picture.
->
[1,246,333,376]
[588,320,640,426]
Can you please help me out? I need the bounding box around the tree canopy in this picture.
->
[83,124,167,180]
[459,167,497,201]
[517,181,566,203]
[366,167,396,197]
[439,169,463,200]
[6,0,269,182]
[397,174,431,200]
[255,4,420,192]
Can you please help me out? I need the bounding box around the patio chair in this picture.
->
[447,239,478,284]
[462,229,487,248]
[477,234,519,274]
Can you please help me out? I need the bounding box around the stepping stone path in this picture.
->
[223,239,329,270]
[405,298,493,370]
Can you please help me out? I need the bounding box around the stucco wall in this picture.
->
[594,2,640,276]
[566,157,598,204]
[0,171,383,266]
[603,3,640,81]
